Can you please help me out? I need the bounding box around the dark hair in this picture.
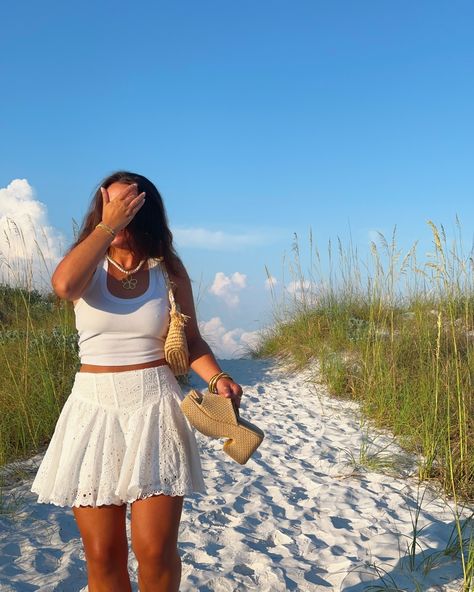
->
[67,170,183,276]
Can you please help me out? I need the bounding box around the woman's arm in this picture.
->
[169,260,243,407]
[51,227,114,300]
[52,183,145,300]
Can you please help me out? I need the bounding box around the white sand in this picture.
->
[0,358,472,591]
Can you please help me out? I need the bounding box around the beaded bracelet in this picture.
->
[96,222,116,237]
[208,371,233,394]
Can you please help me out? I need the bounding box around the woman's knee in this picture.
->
[85,540,129,572]
[133,541,180,569]
[130,494,183,570]
[73,504,128,565]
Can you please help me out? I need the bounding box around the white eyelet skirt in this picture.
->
[30,365,207,507]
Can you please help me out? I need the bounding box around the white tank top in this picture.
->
[74,256,170,365]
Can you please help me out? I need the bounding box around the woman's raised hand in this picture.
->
[100,183,146,233]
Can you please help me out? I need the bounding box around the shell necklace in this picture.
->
[106,253,147,290]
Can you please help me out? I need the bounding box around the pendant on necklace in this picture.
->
[122,275,138,290]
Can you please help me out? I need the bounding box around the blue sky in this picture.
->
[1,1,473,357]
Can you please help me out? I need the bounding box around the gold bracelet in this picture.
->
[96,222,116,237]
[209,372,226,393]
[208,372,233,394]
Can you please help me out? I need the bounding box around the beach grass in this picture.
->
[0,279,79,469]
[255,220,474,589]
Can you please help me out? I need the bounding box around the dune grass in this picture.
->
[255,220,474,590]
[0,284,79,468]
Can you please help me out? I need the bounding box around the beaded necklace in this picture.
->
[105,253,147,290]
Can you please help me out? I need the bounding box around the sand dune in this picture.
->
[0,358,472,591]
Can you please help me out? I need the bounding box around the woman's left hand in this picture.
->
[216,377,243,409]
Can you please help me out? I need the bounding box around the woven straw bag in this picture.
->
[159,259,191,376]
[181,389,265,464]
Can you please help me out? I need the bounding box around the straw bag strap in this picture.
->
[155,258,177,312]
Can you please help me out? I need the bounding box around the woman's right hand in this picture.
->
[100,183,146,233]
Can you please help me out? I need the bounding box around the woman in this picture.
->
[30,170,243,591]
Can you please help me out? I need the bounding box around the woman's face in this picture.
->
[105,182,137,250]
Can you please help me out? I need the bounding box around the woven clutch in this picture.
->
[181,389,265,464]
[160,259,190,376]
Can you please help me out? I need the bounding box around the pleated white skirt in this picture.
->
[30,365,207,507]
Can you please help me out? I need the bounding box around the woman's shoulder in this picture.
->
[171,255,188,275]
[149,254,186,279]
[162,255,189,288]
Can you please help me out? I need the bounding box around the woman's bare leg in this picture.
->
[130,494,184,592]
[73,503,131,592]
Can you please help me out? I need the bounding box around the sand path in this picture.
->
[0,358,472,591]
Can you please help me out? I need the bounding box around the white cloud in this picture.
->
[286,279,319,305]
[199,316,262,359]
[0,179,65,292]
[172,227,280,251]
[265,275,278,290]
[209,271,247,307]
